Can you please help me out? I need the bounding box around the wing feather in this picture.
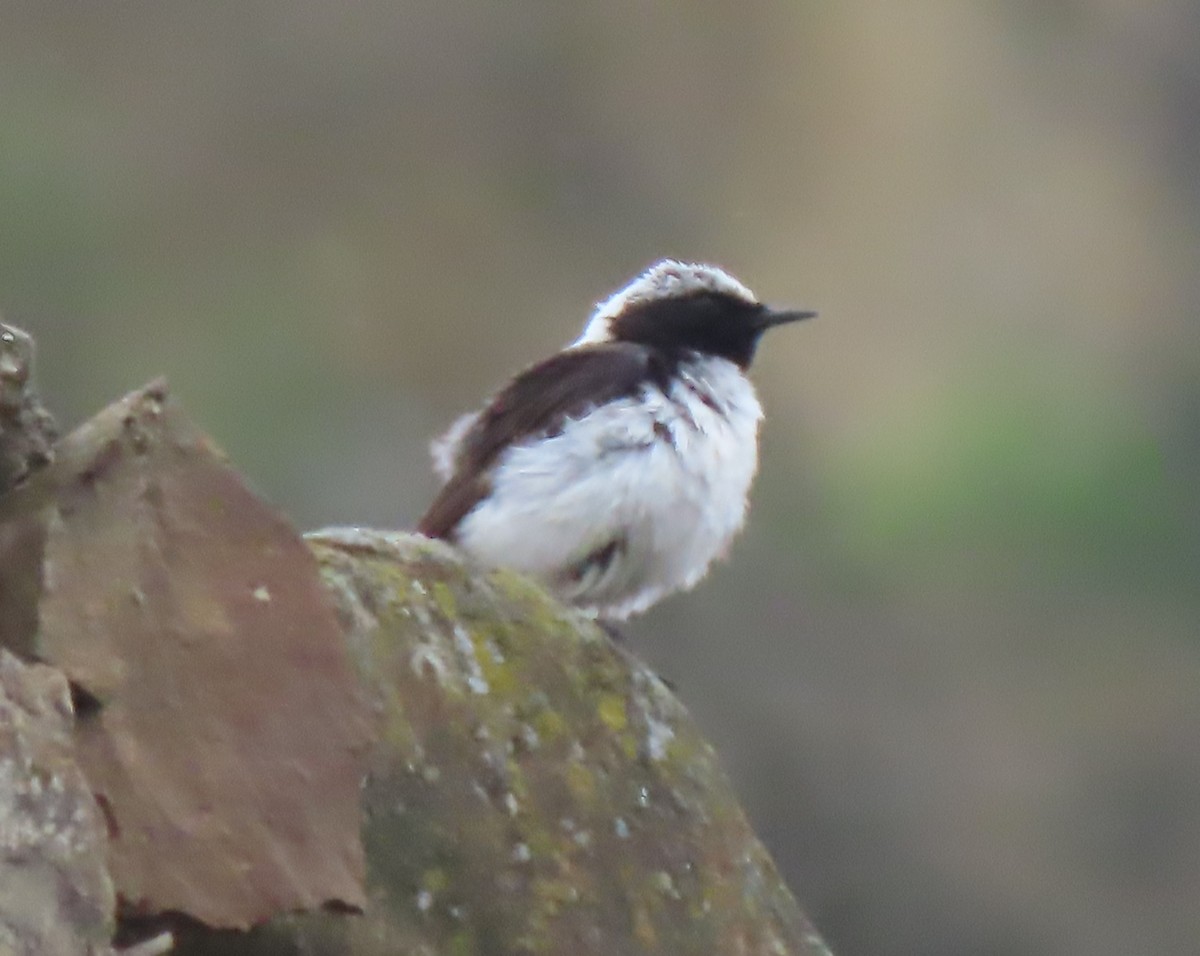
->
[418,343,667,539]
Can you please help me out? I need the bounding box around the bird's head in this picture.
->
[572,259,814,369]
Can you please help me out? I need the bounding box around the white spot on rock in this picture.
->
[452,624,490,695]
[410,643,450,684]
[644,713,675,762]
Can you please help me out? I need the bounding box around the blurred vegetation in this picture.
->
[2,2,1197,956]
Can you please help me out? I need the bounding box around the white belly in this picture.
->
[453,358,763,618]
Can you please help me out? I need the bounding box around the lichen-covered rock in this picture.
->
[167,529,832,956]
[0,649,113,956]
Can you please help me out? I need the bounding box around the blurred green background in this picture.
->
[3,2,1198,954]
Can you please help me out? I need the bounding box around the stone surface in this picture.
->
[162,529,832,955]
[11,380,370,929]
[0,649,114,956]
[0,323,57,494]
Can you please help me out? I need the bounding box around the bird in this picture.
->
[417,259,815,620]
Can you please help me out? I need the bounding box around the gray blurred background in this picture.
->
[3,2,1198,954]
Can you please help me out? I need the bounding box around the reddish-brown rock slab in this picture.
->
[20,380,370,928]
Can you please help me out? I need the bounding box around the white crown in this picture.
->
[573,260,759,346]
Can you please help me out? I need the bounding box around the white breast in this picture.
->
[451,356,763,619]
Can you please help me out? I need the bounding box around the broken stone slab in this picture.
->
[1,380,369,930]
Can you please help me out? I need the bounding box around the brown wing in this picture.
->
[417,342,669,539]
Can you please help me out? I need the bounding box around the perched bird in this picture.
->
[418,259,814,620]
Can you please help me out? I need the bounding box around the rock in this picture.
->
[0,323,57,494]
[0,372,833,955]
[161,529,831,955]
[0,649,113,955]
